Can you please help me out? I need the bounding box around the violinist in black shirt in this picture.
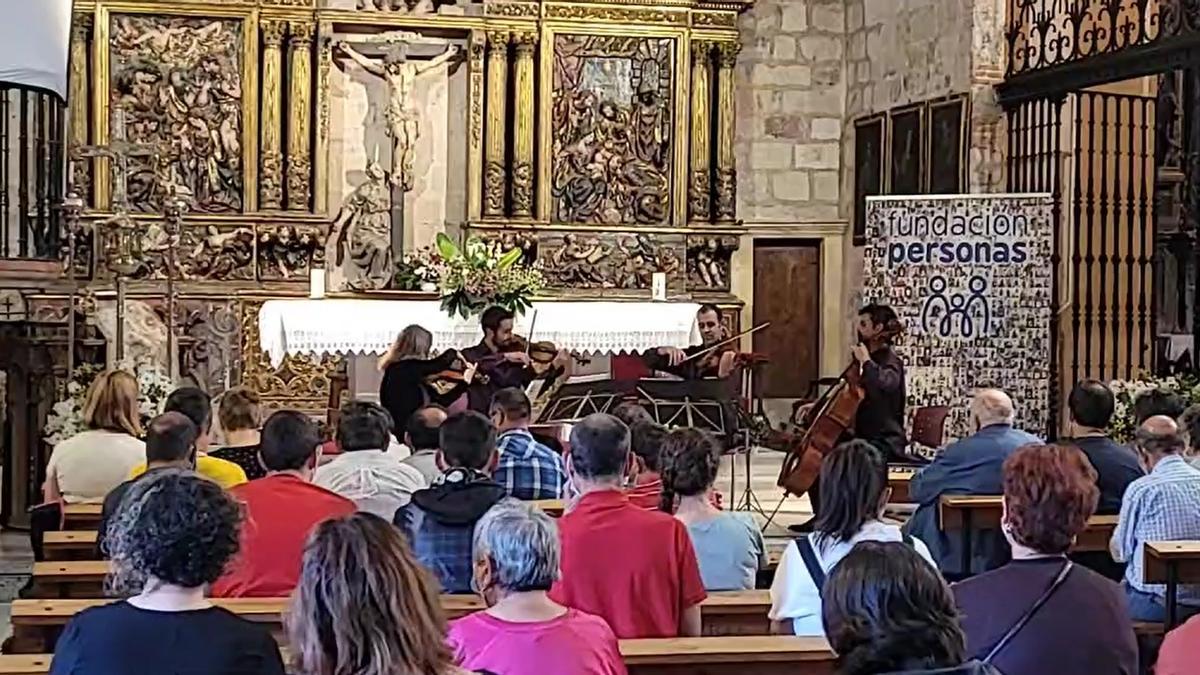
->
[643,304,737,379]
[378,324,475,437]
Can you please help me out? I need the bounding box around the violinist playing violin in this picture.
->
[378,324,476,439]
[461,306,572,412]
[645,304,738,380]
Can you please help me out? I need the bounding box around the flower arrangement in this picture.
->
[1108,374,1200,442]
[392,246,444,292]
[43,362,174,446]
[435,233,544,319]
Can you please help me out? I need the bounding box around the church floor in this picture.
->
[0,448,809,641]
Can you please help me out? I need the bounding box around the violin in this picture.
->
[423,350,485,396]
[776,322,903,497]
[496,335,591,377]
[678,323,771,378]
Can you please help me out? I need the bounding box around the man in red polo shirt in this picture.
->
[550,413,706,638]
[212,410,354,597]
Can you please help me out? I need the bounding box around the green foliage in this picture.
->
[434,235,544,319]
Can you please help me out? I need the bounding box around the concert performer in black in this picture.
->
[643,304,737,380]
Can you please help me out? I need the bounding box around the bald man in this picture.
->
[400,406,449,484]
[903,389,1041,577]
[1111,415,1200,622]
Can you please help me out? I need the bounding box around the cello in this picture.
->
[776,322,903,497]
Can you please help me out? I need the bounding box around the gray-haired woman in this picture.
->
[448,499,627,675]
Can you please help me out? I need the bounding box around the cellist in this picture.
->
[790,304,909,531]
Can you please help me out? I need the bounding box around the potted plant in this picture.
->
[435,233,544,319]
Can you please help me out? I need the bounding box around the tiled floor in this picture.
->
[0,531,33,642]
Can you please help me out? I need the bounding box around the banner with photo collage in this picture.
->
[862,194,1055,444]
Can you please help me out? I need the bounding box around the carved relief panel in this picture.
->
[685,234,736,292]
[537,230,683,292]
[549,34,675,226]
[109,14,246,213]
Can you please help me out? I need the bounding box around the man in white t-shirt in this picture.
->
[314,400,427,519]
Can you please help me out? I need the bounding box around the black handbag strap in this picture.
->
[797,532,918,597]
[797,536,827,595]
[983,560,1074,664]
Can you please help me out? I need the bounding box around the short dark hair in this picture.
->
[1133,388,1186,424]
[822,541,966,675]
[439,410,496,469]
[815,440,888,544]
[106,469,241,591]
[480,306,514,333]
[568,413,630,480]
[630,421,669,472]
[406,406,446,451]
[164,387,212,434]
[260,410,320,471]
[337,401,393,453]
[858,303,898,330]
[697,304,721,319]
[144,412,198,464]
[658,428,721,512]
[1181,404,1200,451]
[1068,379,1115,429]
[490,387,531,422]
[610,401,653,427]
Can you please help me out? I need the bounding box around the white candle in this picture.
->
[651,272,667,301]
[309,268,326,299]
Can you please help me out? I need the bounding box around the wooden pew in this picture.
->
[59,504,102,531]
[43,532,99,561]
[0,637,834,675]
[532,499,564,517]
[939,495,1119,574]
[8,591,773,653]
[1143,540,1200,630]
[887,468,914,503]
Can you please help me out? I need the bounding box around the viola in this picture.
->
[495,334,591,377]
[423,350,484,396]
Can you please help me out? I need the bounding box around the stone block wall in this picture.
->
[734,0,848,223]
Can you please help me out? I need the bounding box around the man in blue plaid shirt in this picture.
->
[490,387,566,500]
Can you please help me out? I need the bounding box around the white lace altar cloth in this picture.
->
[258,299,702,367]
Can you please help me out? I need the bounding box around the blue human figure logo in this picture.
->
[921,275,991,339]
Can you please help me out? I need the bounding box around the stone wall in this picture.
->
[734,0,847,223]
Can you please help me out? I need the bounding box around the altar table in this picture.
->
[258,299,702,367]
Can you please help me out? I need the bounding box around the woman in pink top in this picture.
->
[449,499,627,675]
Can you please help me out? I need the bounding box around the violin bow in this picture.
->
[677,322,772,365]
[524,309,539,356]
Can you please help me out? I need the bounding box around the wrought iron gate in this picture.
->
[0,85,66,260]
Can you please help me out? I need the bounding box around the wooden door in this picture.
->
[753,241,820,398]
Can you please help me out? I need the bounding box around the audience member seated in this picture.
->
[213,411,355,597]
[51,470,284,675]
[626,421,669,509]
[97,412,198,557]
[550,413,706,638]
[1157,614,1200,675]
[209,386,266,480]
[44,369,146,504]
[1133,387,1186,425]
[288,512,476,675]
[450,499,626,675]
[1111,415,1200,622]
[395,410,506,593]
[132,387,247,489]
[1179,403,1200,471]
[315,401,428,518]
[954,444,1137,675]
[659,428,764,590]
[402,406,449,484]
[771,440,935,636]
[490,388,566,500]
[1065,380,1143,514]
[905,389,1039,576]
[611,401,654,428]
[822,541,999,675]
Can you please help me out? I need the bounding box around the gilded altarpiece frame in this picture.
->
[91,4,259,213]
[538,23,690,227]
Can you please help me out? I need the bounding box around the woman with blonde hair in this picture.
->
[379,324,473,439]
[288,512,476,675]
[44,369,147,503]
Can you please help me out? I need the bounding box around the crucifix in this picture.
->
[69,105,162,365]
